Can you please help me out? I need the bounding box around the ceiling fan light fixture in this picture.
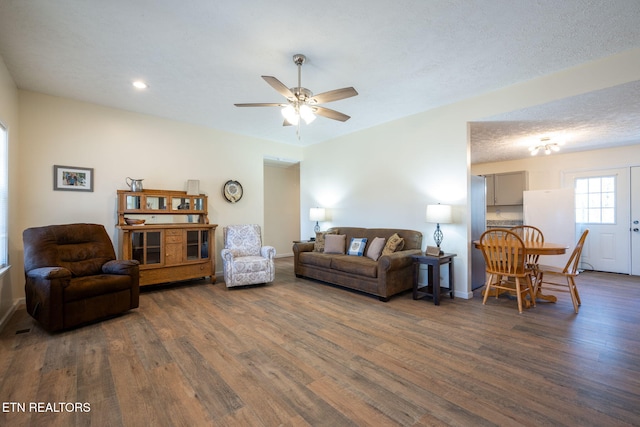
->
[281,105,299,126]
[529,137,561,156]
[132,80,148,89]
[235,53,357,131]
[299,104,316,124]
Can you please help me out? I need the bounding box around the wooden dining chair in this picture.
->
[510,225,544,283]
[535,229,589,313]
[479,229,536,313]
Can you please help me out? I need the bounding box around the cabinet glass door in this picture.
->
[146,196,167,210]
[193,197,204,211]
[126,195,141,210]
[132,231,162,264]
[185,230,209,260]
[172,197,190,210]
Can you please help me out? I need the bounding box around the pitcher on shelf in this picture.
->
[126,177,144,192]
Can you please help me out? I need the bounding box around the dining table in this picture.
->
[472,239,570,302]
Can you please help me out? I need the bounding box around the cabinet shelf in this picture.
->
[116,189,217,286]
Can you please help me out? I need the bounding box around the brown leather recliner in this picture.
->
[23,223,139,332]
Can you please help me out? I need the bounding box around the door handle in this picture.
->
[634,228,639,232]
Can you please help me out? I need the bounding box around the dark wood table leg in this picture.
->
[412,260,420,300]
[432,262,441,305]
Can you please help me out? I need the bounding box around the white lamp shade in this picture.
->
[281,105,299,126]
[426,204,452,224]
[309,207,326,222]
[299,104,316,124]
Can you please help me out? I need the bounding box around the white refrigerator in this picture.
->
[523,188,575,269]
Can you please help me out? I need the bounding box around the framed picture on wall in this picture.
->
[53,165,94,192]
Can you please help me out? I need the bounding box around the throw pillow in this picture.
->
[314,230,338,252]
[366,237,386,261]
[324,234,346,254]
[381,233,405,256]
[347,237,368,256]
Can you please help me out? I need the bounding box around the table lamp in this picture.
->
[309,207,326,233]
[426,204,452,255]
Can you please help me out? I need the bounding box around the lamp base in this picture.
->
[433,224,443,247]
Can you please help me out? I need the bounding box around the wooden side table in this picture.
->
[412,253,456,305]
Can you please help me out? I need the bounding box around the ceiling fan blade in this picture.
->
[262,76,294,99]
[234,103,284,107]
[314,106,351,122]
[311,87,358,104]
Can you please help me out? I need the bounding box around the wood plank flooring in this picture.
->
[1,257,639,426]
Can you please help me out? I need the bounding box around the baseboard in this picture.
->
[275,253,293,258]
[0,297,25,333]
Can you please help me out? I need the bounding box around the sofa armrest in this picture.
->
[292,241,314,255]
[103,259,139,276]
[378,249,423,272]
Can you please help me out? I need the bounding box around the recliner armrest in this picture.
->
[26,266,72,280]
[103,259,139,275]
[261,246,276,259]
[221,248,234,262]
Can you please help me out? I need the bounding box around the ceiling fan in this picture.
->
[234,54,358,127]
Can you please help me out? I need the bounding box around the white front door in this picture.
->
[631,166,640,276]
[564,168,630,274]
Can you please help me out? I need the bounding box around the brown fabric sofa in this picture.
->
[23,223,140,332]
[293,227,423,301]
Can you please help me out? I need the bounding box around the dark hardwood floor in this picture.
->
[1,257,639,426]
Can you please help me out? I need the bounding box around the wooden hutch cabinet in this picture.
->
[116,189,217,286]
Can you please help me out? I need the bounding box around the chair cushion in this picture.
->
[229,256,269,274]
[225,224,262,257]
[64,274,133,303]
[59,243,113,276]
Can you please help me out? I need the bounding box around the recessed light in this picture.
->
[132,81,148,89]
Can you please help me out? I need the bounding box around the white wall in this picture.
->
[0,56,19,328]
[16,90,303,286]
[264,162,300,257]
[300,48,640,298]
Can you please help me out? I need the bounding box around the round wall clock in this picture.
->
[223,180,243,203]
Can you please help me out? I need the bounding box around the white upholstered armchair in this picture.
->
[221,224,276,288]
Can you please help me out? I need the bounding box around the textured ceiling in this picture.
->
[470,80,640,163]
[0,0,639,163]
